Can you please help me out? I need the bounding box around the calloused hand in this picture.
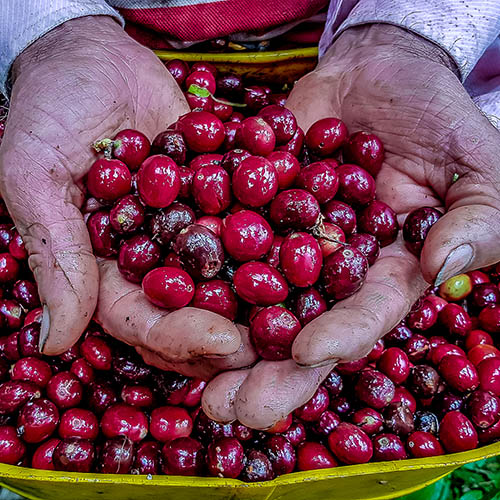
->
[202,24,500,429]
[0,16,251,378]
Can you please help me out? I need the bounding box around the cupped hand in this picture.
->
[202,24,500,429]
[0,16,246,377]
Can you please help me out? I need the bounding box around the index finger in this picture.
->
[292,237,427,366]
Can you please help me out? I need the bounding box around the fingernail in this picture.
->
[435,243,474,286]
[39,304,50,353]
[296,358,339,369]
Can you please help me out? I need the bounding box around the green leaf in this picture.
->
[460,490,483,500]
[187,84,211,98]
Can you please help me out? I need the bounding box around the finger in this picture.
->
[95,260,241,362]
[201,369,251,423]
[292,238,427,366]
[209,325,259,371]
[0,144,98,355]
[234,360,333,429]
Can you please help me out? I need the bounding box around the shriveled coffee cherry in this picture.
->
[373,433,407,461]
[414,411,439,434]
[150,406,192,442]
[270,189,321,230]
[293,287,327,326]
[53,438,94,472]
[266,151,300,189]
[178,111,225,153]
[191,279,238,320]
[305,118,348,156]
[258,105,297,145]
[0,253,20,283]
[407,431,444,458]
[402,207,442,256]
[280,232,322,287]
[336,164,376,207]
[137,155,180,208]
[240,449,275,481]
[80,335,112,371]
[406,298,438,331]
[32,438,60,470]
[343,131,384,177]
[322,247,369,300]
[172,224,224,280]
[0,380,41,414]
[263,435,296,475]
[377,348,410,385]
[330,396,353,417]
[234,262,288,305]
[384,402,415,436]
[232,422,254,441]
[232,156,278,207]
[12,280,40,311]
[347,233,380,265]
[470,283,500,309]
[478,358,500,395]
[479,305,500,333]
[295,161,339,203]
[0,425,25,464]
[358,201,399,247]
[58,408,98,440]
[439,303,472,336]
[165,59,189,85]
[466,390,500,428]
[109,195,145,234]
[297,442,337,471]
[351,408,384,435]
[87,382,117,415]
[222,210,273,261]
[439,411,478,453]
[310,410,340,437]
[433,392,464,417]
[87,210,118,257]
[355,370,395,409]
[408,365,440,398]
[328,423,372,464]
[87,158,131,201]
[11,357,52,387]
[151,129,187,164]
[323,200,357,235]
[250,306,301,361]
[142,267,194,309]
[46,372,82,409]
[294,386,329,422]
[192,166,231,215]
[17,399,59,443]
[162,437,204,475]
[101,403,148,442]
[113,352,151,385]
[207,437,245,478]
[111,129,150,170]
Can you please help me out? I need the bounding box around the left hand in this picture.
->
[202,24,500,429]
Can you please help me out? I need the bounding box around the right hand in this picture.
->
[0,16,254,378]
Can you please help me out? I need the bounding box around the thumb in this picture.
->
[421,127,500,285]
[0,146,98,355]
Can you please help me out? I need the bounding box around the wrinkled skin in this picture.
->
[0,16,252,378]
[2,18,500,430]
[202,25,500,429]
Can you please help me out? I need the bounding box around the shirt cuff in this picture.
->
[319,0,500,81]
[0,0,124,97]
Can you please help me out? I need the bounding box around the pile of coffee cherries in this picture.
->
[0,61,498,480]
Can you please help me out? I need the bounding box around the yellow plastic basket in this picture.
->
[0,441,499,500]
[154,47,319,84]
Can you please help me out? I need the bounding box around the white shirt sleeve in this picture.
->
[319,0,500,81]
[0,0,123,96]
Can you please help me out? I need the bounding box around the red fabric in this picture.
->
[118,0,327,43]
